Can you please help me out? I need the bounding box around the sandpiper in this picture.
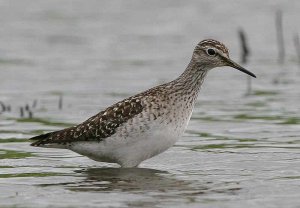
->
[30,39,256,167]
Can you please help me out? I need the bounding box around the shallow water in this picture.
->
[1,1,300,207]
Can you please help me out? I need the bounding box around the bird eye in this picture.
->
[206,48,216,56]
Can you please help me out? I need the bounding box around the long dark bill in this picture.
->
[222,56,256,78]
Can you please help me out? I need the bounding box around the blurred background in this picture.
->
[0,1,300,208]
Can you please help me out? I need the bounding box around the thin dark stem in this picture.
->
[276,10,285,64]
[294,33,300,70]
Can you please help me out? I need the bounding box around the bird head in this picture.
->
[192,39,256,78]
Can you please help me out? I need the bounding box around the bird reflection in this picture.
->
[66,167,193,192]
[39,167,241,199]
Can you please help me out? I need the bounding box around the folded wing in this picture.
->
[30,97,144,146]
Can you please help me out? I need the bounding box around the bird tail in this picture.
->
[30,132,57,147]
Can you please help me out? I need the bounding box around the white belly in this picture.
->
[70,121,186,167]
[70,101,194,167]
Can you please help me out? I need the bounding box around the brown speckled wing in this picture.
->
[30,97,144,146]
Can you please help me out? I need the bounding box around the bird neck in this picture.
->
[170,58,209,95]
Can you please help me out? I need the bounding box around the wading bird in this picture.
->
[30,39,256,167]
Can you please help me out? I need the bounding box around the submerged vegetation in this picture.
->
[0,149,33,159]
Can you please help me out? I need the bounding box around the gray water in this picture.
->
[0,1,300,207]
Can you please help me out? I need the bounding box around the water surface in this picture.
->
[0,1,300,207]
